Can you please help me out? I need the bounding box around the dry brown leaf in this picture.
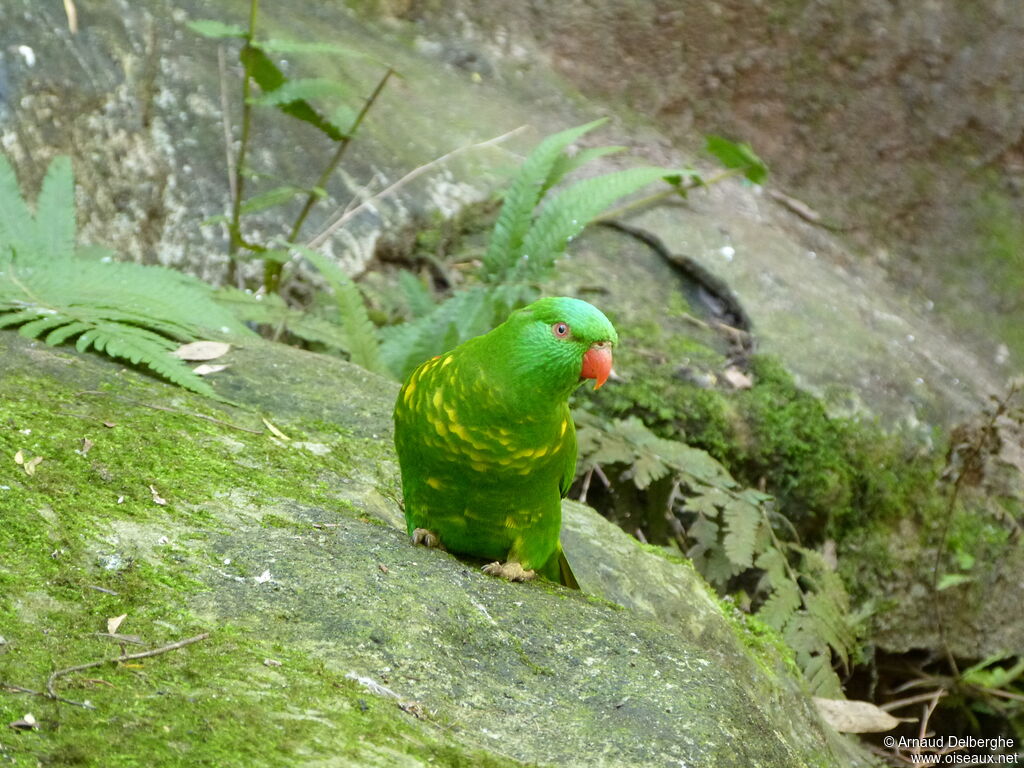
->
[262,418,290,441]
[107,613,127,635]
[813,697,903,733]
[149,485,168,505]
[173,341,231,361]
[193,363,229,376]
[80,438,94,456]
[103,421,116,428]
[8,713,38,731]
[722,366,753,390]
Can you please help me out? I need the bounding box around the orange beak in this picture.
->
[580,343,613,389]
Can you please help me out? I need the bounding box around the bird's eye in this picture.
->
[552,322,570,338]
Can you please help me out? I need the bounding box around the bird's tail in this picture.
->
[541,544,580,589]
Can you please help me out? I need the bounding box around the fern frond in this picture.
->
[294,245,387,375]
[0,156,35,253]
[0,155,256,398]
[398,270,435,319]
[801,652,843,698]
[757,579,802,631]
[36,156,75,260]
[481,119,606,280]
[76,323,216,397]
[378,285,500,381]
[722,497,761,569]
[543,145,626,195]
[516,166,675,281]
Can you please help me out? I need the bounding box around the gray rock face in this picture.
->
[0,332,868,766]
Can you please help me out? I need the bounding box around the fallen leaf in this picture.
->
[813,697,904,733]
[193,363,229,376]
[8,713,38,731]
[398,701,427,719]
[378,563,390,574]
[262,418,290,441]
[107,614,127,634]
[80,438,95,456]
[254,569,272,584]
[722,366,753,390]
[24,456,43,476]
[103,421,116,428]
[149,485,167,505]
[263,658,282,667]
[172,341,231,361]
[14,450,24,465]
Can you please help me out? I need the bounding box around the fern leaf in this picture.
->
[36,156,75,260]
[802,653,843,698]
[0,156,36,253]
[481,119,606,280]
[517,166,675,281]
[249,78,351,107]
[722,496,761,569]
[240,46,345,142]
[45,320,91,346]
[294,245,387,375]
[0,309,44,329]
[543,145,626,194]
[398,270,435,319]
[17,313,71,339]
[757,579,802,631]
[804,592,854,667]
[90,324,216,397]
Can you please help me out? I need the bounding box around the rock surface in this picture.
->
[0,332,868,766]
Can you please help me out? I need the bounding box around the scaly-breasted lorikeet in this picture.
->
[393,296,617,587]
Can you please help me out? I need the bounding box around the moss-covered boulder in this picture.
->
[0,332,869,766]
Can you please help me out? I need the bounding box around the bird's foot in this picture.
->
[482,561,536,582]
[411,528,444,549]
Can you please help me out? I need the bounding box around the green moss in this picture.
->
[590,345,946,546]
[0,367,521,767]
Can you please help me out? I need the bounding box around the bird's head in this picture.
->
[503,296,618,396]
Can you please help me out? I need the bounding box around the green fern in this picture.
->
[214,287,350,351]
[575,413,858,697]
[293,245,388,376]
[481,119,607,280]
[381,121,679,379]
[0,155,252,398]
[515,166,677,282]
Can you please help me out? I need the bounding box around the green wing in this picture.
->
[558,409,578,498]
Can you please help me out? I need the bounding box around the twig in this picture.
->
[1,681,93,709]
[218,44,238,209]
[880,688,948,712]
[930,381,1021,676]
[306,125,527,250]
[46,633,210,706]
[285,68,395,248]
[577,467,593,502]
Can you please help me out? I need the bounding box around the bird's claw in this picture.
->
[482,561,536,582]
[412,528,444,549]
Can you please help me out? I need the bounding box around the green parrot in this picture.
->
[393,296,618,587]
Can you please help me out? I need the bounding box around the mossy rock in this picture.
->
[0,331,869,767]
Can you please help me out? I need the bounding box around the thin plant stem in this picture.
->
[593,167,746,224]
[228,0,260,267]
[262,67,395,294]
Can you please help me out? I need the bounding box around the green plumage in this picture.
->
[393,297,618,586]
